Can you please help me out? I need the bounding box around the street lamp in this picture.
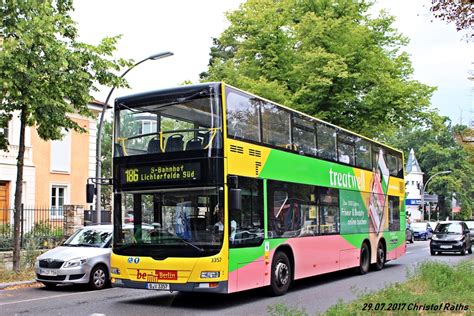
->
[94,51,173,223]
[421,170,452,221]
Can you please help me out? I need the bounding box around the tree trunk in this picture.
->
[13,107,27,272]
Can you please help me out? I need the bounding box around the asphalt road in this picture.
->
[0,241,471,316]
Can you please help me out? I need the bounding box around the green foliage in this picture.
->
[267,303,308,316]
[389,118,474,220]
[25,221,63,238]
[22,238,39,269]
[0,237,12,250]
[1,0,131,271]
[0,0,132,150]
[0,223,12,236]
[201,0,435,139]
[101,120,113,207]
[325,259,474,314]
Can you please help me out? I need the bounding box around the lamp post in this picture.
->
[421,170,451,221]
[94,51,173,224]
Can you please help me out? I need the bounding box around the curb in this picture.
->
[0,280,38,290]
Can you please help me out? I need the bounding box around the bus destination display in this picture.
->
[120,162,201,184]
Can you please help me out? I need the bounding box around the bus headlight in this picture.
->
[201,271,220,278]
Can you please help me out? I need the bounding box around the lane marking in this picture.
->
[0,291,95,306]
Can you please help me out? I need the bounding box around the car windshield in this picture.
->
[63,228,112,248]
[435,223,463,234]
[114,187,224,258]
[411,223,426,231]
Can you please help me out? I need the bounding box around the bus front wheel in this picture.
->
[357,243,370,275]
[269,251,291,296]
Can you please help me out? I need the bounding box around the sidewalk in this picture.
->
[0,279,37,290]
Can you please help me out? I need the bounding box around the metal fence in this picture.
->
[0,206,66,250]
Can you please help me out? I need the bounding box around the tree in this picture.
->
[0,0,131,271]
[100,120,113,208]
[389,117,474,220]
[201,0,436,139]
[430,0,473,40]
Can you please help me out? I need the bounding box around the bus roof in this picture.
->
[114,81,403,156]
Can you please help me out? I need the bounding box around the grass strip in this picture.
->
[268,258,474,315]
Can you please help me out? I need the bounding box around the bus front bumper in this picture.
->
[111,278,228,293]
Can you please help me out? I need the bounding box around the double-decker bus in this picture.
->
[110,82,406,295]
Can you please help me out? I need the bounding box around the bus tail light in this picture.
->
[198,282,219,288]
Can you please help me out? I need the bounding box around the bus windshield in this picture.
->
[115,86,221,156]
[113,187,225,258]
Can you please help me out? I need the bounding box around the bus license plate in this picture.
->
[440,245,452,249]
[147,283,170,291]
[39,269,57,276]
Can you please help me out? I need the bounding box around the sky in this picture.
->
[73,0,473,125]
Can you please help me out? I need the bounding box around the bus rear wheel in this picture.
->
[357,243,370,275]
[269,251,291,296]
[372,242,385,271]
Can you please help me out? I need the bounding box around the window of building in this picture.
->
[51,131,71,173]
[229,177,264,248]
[141,120,158,134]
[51,185,67,218]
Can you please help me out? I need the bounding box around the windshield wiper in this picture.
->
[179,238,204,253]
[76,243,99,247]
[160,236,204,253]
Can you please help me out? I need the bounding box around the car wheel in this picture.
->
[460,245,466,256]
[468,245,473,255]
[430,249,436,256]
[372,242,385,271]
[269,252,291,296]
[357,243,370,275]
[42,282,57,288]
[89,265,109,290]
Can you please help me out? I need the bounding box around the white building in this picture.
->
[405,148,424,222]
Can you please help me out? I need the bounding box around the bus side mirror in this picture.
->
[229,188,242,211]
[86,184,95,203]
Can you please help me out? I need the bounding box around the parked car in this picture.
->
[465,221,474,242]
[406,224,414,243]
[124,210,134,223]
[35,225,112,290]
[411,222,433,240]
[430,221,472,256]
[428,221,439,231]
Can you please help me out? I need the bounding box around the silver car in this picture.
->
[35,225,112,290]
